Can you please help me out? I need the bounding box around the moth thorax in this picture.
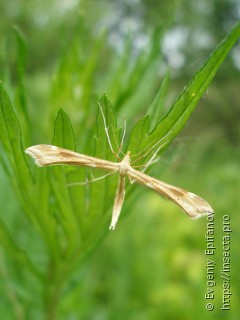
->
[119,152,131,175]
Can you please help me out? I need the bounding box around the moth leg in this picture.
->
[98,102,122,160]
[67,171,115,187]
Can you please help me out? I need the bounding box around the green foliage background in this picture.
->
[0,1,240,319]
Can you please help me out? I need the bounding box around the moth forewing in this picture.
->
[25,144,119,172]
[127,167,213,218]
[109,175,126,230]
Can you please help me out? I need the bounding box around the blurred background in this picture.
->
[0,0,239,319]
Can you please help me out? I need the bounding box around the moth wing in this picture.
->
[109,175,126,230]
[25,144,118,171]
[128,168,213,218]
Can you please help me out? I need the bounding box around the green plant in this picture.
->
[0,22,239,319]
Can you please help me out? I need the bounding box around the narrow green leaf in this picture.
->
[127,22,240,164]
[0,83,32,187]
[50,109,83,255]
[150,22,240,147]
[95,93,120,160]
[127,115,149,157]
[52,108,76,150]
[51,108,87,234]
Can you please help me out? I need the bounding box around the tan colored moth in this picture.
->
[26,103,213,229]
[25,144,213,230]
